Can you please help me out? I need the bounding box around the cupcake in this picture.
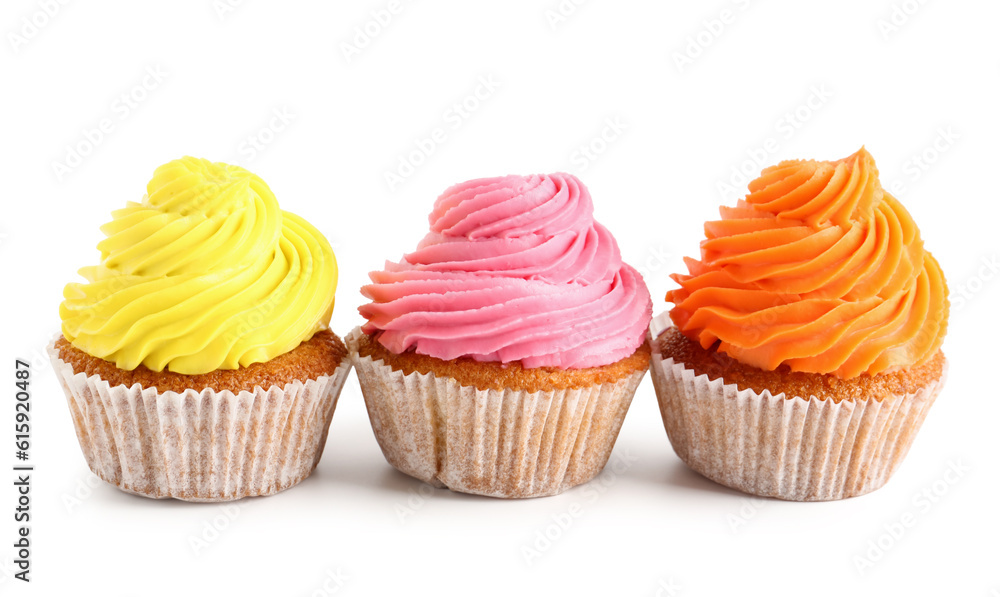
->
[49,157,351,501]
[350,173,652,498]
[650,147,949,501]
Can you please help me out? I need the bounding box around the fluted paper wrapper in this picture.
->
[347,328,646,499]
[648,313,946,501]
[48,339,351,502]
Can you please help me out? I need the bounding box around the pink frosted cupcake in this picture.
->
[349,173,652,498]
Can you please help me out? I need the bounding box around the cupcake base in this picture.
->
[48,331,352,502]
[648,313,947,502]
[349,329,649,499]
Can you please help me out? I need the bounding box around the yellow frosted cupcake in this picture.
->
[650,148,949,501]
[48,157,350,501]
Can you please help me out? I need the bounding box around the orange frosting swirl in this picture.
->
[667,147,948,379]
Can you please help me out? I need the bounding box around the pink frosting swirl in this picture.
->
[359,173,652,369]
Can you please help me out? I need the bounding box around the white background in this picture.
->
[2,0,998,595]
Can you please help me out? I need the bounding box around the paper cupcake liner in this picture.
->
[47,338,352,502]
[347,328,647,499]
[648,312,946,501]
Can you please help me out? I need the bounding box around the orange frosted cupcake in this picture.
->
[650,147,949,501]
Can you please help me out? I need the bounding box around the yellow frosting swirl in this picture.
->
[60,157,337,375]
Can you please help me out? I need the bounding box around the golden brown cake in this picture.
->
[657,327,944,404]
[356,331,649,393]
[55,330,346,394]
